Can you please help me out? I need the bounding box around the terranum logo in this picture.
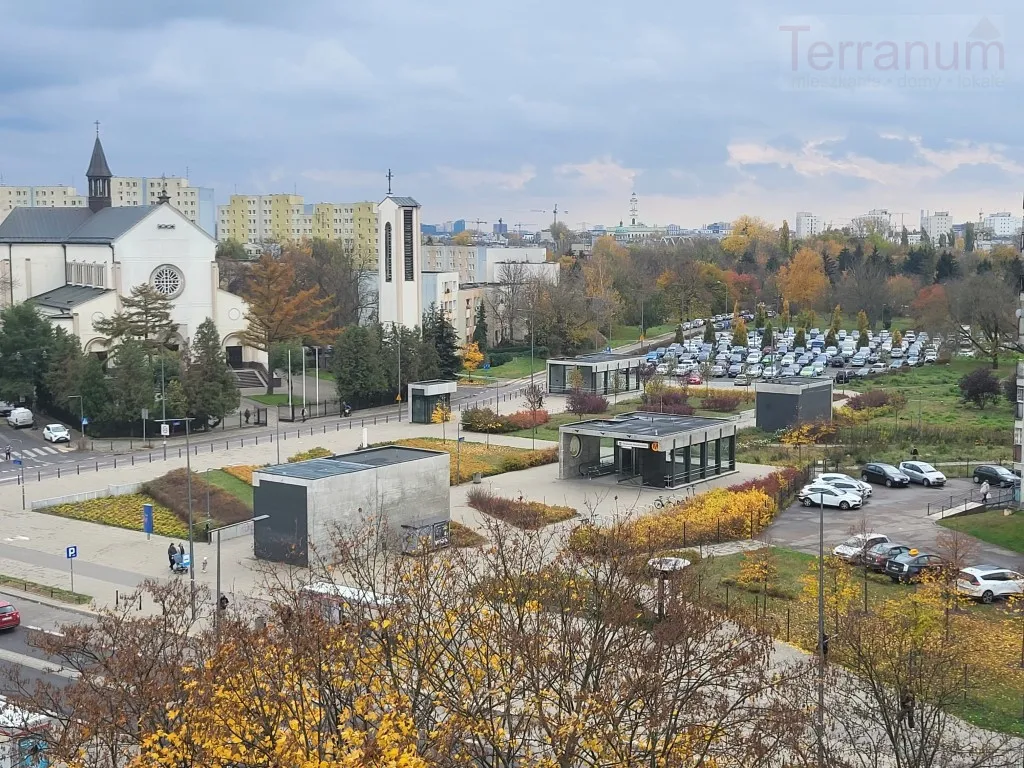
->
[779,16,1005,90]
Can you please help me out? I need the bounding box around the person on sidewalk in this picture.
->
[980,479,991,503]
[244,408,251,425]
[167,543,177,570]
[178,543,185,561]
[897,686,916,729]
[3,446,9,462]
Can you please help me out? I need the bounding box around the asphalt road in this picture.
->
[0,422,95,483]
[0,598,83,693]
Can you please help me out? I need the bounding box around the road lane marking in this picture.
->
[0,647,79,679]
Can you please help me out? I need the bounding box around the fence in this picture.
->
[926,486,1018,518]
[3,386,534,488]
[30,482,144,510]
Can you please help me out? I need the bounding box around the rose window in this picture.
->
[151,265,183,297]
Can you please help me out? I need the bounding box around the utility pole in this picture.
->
[817,493,826,768]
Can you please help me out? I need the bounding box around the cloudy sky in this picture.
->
[1,0,1021,230]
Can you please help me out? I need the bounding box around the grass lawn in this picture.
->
[608,323,675,348]
[450,521,487,548]
[699,547,1024,735]
[387,437,557,485]
[248,393,304,407]
[39,493,189,538]
[474,356,546,380]
[0,574,92,605]
[845,358,1016,431]
[205,469,254,509]
[316,369,335,381]
[938,509,1024,554]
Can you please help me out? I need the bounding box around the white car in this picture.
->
[42,424,71,443]
[817,473,872,496]
[798,483,863,510]
[898,461,946,487]
[833,533,890,563]
[957,565,1024,603]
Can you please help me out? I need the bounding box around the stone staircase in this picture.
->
[233,368,265,389]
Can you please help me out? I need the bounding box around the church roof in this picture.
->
[0,205,153,244]
[384,196,420,207]
[31,284,112,312]
[87,136,112,178]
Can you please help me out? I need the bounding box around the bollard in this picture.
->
[131,456,134,466]
[76,465,80,475]
[786,608,791,641]
[149,453,153,463]
[57,467,61,478]
[725,583,730,612]
[113,458,117,469]
[130,440,133,451]
[256,436,259,446]
[95,461,99,471]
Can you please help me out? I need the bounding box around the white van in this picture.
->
[5,408,32,429]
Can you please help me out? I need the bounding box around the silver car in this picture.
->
[898,461,946,487]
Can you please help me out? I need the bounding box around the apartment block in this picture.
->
[794,211,821,239]
[217,195,379,266]
[982,212,1023,239]
[920,210,952,242]
[0,176,215,235]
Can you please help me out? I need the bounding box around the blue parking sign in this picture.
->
[65,546,77,559]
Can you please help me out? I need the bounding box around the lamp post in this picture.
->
[8,437,25,510]
[67,395,85,449]
[209,515,269,632]
[817,491,826,768]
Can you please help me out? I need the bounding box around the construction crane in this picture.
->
[470,218,488,233]
[531,203,568,226]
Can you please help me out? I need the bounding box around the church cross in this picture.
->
[94,120,100,137]
[386,168,394,195]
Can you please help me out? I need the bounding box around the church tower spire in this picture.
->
[86,123,112,213]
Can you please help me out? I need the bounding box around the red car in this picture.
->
[0,600,21,631]
[687,373,702,385]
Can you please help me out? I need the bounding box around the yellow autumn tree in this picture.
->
[778,247,829,308]
[431,400,452,441]
[721,215,776,257]
[461,341,484,373]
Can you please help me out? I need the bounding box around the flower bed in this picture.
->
[288,447,333,463]
[40,493,188,538]
[466,487,576,529]
[387,438,558,485]
[569,469,804,557]
[461,407,550,434]
[222,465,260,484]
[449,521,487,548]
[144,469,252,527]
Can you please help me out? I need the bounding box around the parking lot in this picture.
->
[766,476,1024,571]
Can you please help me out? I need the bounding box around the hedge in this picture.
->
[143,469,252,527]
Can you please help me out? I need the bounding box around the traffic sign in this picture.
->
[161,423,170,437]
[12,459,21,466]
[141,408,149,420]
[142,504,154,537]
[65,546,77,559]
[81,417,89,426]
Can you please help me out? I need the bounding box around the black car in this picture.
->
[861,462,911,488]
[863,542,912,573]
[834,369,853,384]
[830,356,846,368]
[885,550,945,583]
[973,464,1020,488]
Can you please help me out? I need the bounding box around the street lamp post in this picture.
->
[817,493,826,768]
[209,515,269,632]
[8,437,25,510]
[67,395,85,449]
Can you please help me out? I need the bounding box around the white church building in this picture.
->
[0,134,260,367]
[377,195,425,329]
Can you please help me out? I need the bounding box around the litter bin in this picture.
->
[473,472,482,484]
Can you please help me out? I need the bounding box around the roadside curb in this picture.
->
[0,585,99,618]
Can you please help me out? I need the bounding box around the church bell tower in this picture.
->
[86,123,112,213]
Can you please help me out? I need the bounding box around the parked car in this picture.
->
[869,362,887,374]
[885,549,945,583]
[727,363,743,378]
[972,464,1019,488]
[6,408,33,429]
[797,484,863,510]
[0,600,20,631]
[733,374,752,387]
[957,565,1024,603]
[0,401,14,416]
[817,473,873,496]
[711,364,726,377]
[833,533,890,563]
[687,373,702,386]
[815,477,867,499]
[42,424,71,443]
[834,369,854,384]
[861,462,910,487]
[898,461,946,487]
[863,543,912,573]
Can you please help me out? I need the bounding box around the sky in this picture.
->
[0,0,1022,231]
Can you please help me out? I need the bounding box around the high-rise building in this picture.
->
[452,219,466,234]
[216,195,379,265]
[852,209,892,236]
[982,212,1023,239]
[794,211,821,239]
[920,210,952,242]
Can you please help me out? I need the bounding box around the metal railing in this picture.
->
[927,486,1017,518]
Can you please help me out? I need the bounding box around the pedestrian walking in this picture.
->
[980,479,991,503]
[243,408,251,425]
[301,407,307,422]
[897,686,916,729]
[201,556,208,573]
[167,543,177,570]
[4,446,10,462]
[178,543,185,560]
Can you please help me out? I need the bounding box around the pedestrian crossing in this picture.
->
[12,446,63,459]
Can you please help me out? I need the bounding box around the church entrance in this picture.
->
[226,346,243,368]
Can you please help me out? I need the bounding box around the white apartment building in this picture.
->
[920,210,952,242]
[1,176,215,235]
[422,245,551,284]
[982,212,1023,239]
[794,212,821,239]
[421,271,459,322]
[852,208,892,235]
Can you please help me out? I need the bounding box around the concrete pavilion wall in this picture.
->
[559,431,602,479]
